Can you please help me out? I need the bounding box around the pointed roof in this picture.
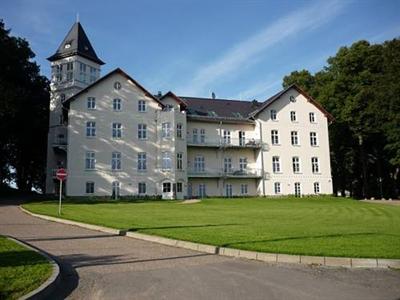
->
[47,22,104,65]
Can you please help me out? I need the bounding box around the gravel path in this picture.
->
[1,199,399,300]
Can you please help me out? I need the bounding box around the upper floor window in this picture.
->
[138,100,146,112]
[290,111,297,122]
[292,156,301,173]
[291,131,299,145]
[274,182,281,194]
[177,152,183,170]
[89,67,97,83]
[138,124,147,140]
[310,132,318,146]
[164,104,174,111]
[223,130,231,145]
[314,182,320,194]
[224,157,232,173]
[113,98,122,111]
[272,156,281,173]
[200,129,206,143]
[311,157,320,173]
[86,121,96,137]
[271,130,279,145]
[176,123,183,139]
[270,109,277,121]
[55,64,63,82]
[87,97,96,110]
[111,152,121,170]
[79,62,87,83]
[192,128,198,143]
[66,62,73,82]
[162,122,171,138]
[162,152,172,170]
[239,157,247,171]
[114,81,121,90]
[194,156,205,172]
[85,151,96,170]
[112,122,122,139]
[138,152,147,171]
[309,112,316,123]
[239,131,246,146]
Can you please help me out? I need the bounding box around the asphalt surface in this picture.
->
[1,199,399,300]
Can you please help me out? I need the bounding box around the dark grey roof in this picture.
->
[179,96,263,119]
[47,22,104,65]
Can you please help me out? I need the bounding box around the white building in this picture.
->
[46,22,334,199]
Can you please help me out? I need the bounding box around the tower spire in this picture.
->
[76,13,79,23]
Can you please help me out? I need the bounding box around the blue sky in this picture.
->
[1,0,400,100]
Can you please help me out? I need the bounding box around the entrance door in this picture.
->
[162,181,173,199]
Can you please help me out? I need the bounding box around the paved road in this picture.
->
[1,199,400,300]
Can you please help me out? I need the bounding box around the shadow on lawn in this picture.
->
[128,223,241,232]
[0,250,48,267]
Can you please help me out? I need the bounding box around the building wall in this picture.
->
[188,178,259,197]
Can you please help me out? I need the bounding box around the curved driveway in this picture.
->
[1,199,399,300]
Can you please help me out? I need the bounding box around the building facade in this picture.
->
[46,22,334,198]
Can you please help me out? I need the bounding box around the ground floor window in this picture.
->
[163,182,171,193]
[199,184,206,198]
[294,182,301,197]
[225,184,233,197]
[274,182,281,194]
[138,182,146,194]
[177,182,183,193]
[240,184,248,195]
[112,181,120,199]
[314,182,320,194]
[86,181,94,194]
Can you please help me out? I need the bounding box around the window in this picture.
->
[163,182,171,193]
[192,129,198,143]
[138,182,146,194]
[177,182,183,193]
[271,130,279,145]
[274,182,281,194]
[86,121,96,137]
[223,130,231,144]
[138,152,147,171]
[85,151,95,170]
[291,131,299,145]
[199,184,206,198]
[164,104,174,111]
[112,123,122,138]
[270,109,277,121]
[272,156,281,173]
[162,152,172,170]
[89,67,97,83]
[112,181,120,199]
[239,131,246,146]
[87,97,96,110]
[194,156,205,172]
[60,94,66,102]
[162,122,171,138]
[311,157,319,173]
[55,64,62,82]
[176,123,183,138]
[292,157,301,173]
[314,182,320,194]
[225,184,233,197]
[200,129,206,143]
[177,153,183,170]
[290,111,297,122]
[112,152,121,170]
[79,62,87,82]
[86,181,94,194]
[294,182,301,197]
[138,100,146,112]
[241,184,248,195]
[113,98,122,111]
[66,62,73,82]
[114,81,121,90]
[309,112,316,123]
[239,157,247,172]
[310,132,318,146]
[138,124,147,140]
[224,157,232,173]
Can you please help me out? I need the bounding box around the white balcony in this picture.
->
[52,126,68,152]
[187,136,262,149]
[188,167,262,178]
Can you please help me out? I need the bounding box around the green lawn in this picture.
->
[23,196,400,259]
[0,236,52,300]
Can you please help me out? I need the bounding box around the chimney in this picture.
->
[211,92,216,99]
[157,91,162,98]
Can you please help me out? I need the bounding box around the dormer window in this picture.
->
[64,43,71,49]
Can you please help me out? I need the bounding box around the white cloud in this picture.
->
[179,0,348,96]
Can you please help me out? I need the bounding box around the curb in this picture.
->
[20,206,400,269]
[5,236,61,300]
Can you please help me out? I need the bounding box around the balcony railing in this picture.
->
[188,167,262,178]
[52,126,68,151]
[187,136,262,148]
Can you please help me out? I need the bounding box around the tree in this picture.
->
[0,20,49,192]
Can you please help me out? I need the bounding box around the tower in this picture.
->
[45,21,104,194]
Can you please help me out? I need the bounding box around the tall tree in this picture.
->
[0,20,49,192]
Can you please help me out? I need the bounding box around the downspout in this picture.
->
[257,120,266,196]
[219,121,223,196]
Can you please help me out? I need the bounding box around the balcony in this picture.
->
[52,126,67,152]
[187,136,262,149]
[188,167,262,179]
